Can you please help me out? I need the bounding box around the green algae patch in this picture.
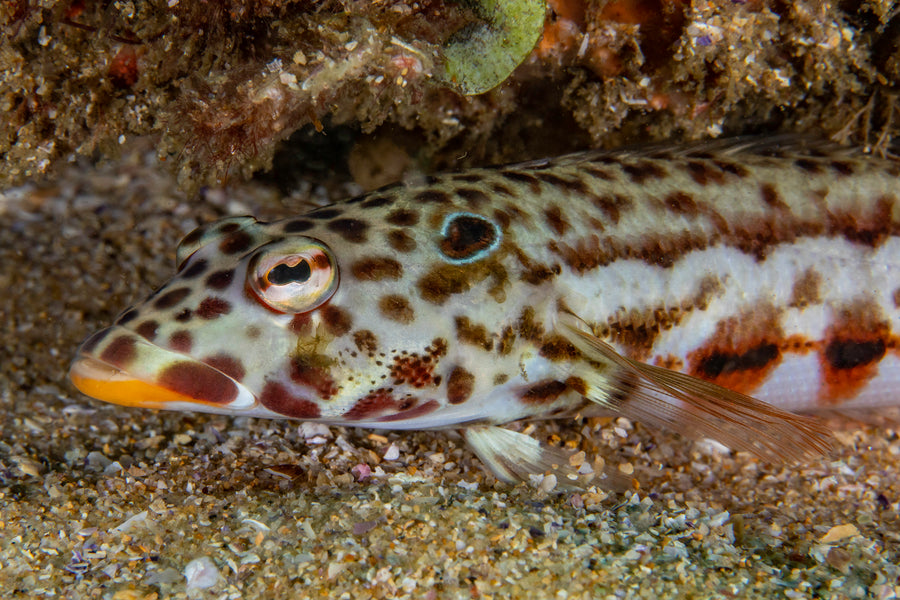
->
[440,0,546,95]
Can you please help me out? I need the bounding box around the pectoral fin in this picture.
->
[557,315,833,462]
[461,425,618,490]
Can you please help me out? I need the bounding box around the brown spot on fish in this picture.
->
[154,287,191,310]
[379,295,415,324]
[353,330,378,354]
[179,226,204,248]
[159,361,239,405]
[543,205,570,235]
[830,195,895,248]
[759,183,788,210]
[181,259,209,278]
[135,320,158,341]
[289,313,312,335]
[290,358,338,400]
[283,219,315,233]
[789,268,822,308]
[894,288,900,309]
[352,257,403,281]
[521,380,568,404]
[830,160,855,176]
[415,190,451,204]
[428,337,448,359]
[622,160,667,183]
[386,208,419,226]
[343,389,398,420]
[688,303,783,394]
[390,353,436,388]
[219,230,253,255]
[712,160,750,178]
[196,297,231,320]
[820,299,890,403]
[564,376,588,396]
[169,330,193,353]
[79,328,110,354]
[490,183,515,197]
[327,218,368,243]
[455,316,493,351]
[360,195,393,209]
[536,172,591,196]
[206,269,234,290]
[539,336,579,361]
[498,326,516,356]
[685,160,726,186]
[116,308,139,325]
[260,381,321,418]
[321,305,352,336]
[417,259,508,305]
[378,399,439,422]
[581,164,614,181]
[517,306,544,343]
[309,208,342,219]
[795,158,824,174]
[500,170,541,192]
[100,336,136,368]
[591,194,632,224]
[387,229,417,253]
[439,214,498,262]
[447,366,475,404]
[664,191,699,216]
[456,187,490,208]
[202,354,246,381]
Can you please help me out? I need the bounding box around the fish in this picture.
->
[70,137,900,487]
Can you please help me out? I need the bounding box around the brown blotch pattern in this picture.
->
[819,299,891,403]
[663,191,699,216]
[206,269,234,290]
[168,330,193,353]
[621,160,667,183]
[539,335,579,361]
[289,313,312,335]
[387,230,417,253]
[456,188,490,208]
[521,380,568,404]
[154,287,191,310]
[159,361,238,405]
[260,381,321,419]
[353,330,378,354]
[326,218,368,243]
[135,320,158,341]
[543,205,571,235]
[321,304,353,336]
[417,259,508,305]
[309,208,342,219]
[100,336,136,368]
[415,190,451,204]
[379,295,415,324]
[447,366,475,404]
[789,268,822,308]
[290,358,338,400]
[685,160,726,186]
[344,389,398,420]
[688,303,784,394]
[202,354,246,381]
[498,326,516,356]
[196,297,231,319]
[219,231,253,255]
[386,208,419,226]
[116,308,139,325]
[283,219,315,233]
[591,194,632,224]
[181,259,208,278]
[454,316,493,351]
[391,353,437,388]
[351,257,403,281]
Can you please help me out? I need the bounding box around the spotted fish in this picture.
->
[71,138,900,485]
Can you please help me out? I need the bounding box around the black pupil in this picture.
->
[268,260,312,285]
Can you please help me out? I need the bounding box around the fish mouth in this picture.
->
[69,330,257,414]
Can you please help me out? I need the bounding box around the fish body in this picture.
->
[70,139,900,483]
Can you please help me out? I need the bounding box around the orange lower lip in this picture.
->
[69,356,204,408]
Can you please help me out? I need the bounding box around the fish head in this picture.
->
[69,199,511,424]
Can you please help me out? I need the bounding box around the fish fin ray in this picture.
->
[461,425,612,490]
[557,317,833,462]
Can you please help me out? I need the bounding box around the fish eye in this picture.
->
[247,238,339,313]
